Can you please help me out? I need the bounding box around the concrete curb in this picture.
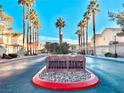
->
[86,55,124,63]
[32,66,99,91]
[0,54,46,64]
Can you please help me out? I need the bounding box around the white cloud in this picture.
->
[39,36,78,44]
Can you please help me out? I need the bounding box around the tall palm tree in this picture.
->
[34,18,41,54]
[78,20,86,53]
[88,0,99,55]
[83,10,91,54]
[28,9,36,54]
[55,17,65,45]
[0,6,3,21]
[25,0,34,55]
[18,0,26,49]
[0,5,2,12]
[29,9,37,54]
[75,29,82,50]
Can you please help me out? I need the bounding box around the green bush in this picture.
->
[45,42,70,54]
[8,54,18,58]
[104,52,118,58]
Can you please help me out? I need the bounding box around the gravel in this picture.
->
[40,71,91,83]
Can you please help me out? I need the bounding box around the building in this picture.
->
[69,44,79,52]
[0,6,44,55]
[90,28,124,56]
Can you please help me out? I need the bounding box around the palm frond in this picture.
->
[55,17,65,28]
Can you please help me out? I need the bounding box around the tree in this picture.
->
[75,29,82,50]
[28,9,37,54]
[108,4,124,36]
[18,0,34,55]
[0,5,2,12]
[45,42,70,54]
[83,10,91,54]
[33,18,41,54]
[88,0,99,55]
[55,17,65,45]
[78,20,86,53]
[0,5,13,42]
[18,0,26,49]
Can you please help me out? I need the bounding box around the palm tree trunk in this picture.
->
[27,7,30,55]
[59,27,62,45]
[82,27,85,54]
[80,34,82,51]
[37,30,39,54]
[22,5,26,49]
[92,10,96,55]
[32,28,35,54]
[78,35,80,50]
[86,19,88,54]
[35,30,37,54]
[29,23,32,55]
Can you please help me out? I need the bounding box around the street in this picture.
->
[0,56,124,93]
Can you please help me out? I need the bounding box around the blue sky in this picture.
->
[0,0,123,44]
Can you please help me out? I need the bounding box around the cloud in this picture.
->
[39,36,78,44]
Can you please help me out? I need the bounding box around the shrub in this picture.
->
[105,52,112,57]
[2,54,12,59]
[45,42,70,54]
[8,53,18,58]
[104,52,118,57]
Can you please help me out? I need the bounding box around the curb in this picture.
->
[0,54,46,64]
[86,55,124,63]
[32,67,99,91]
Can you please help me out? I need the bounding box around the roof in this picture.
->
[104,28,122,31]
[9,44,23,47]
[11,32,22,37]
[102,28,122,34]
[91,34,102,40]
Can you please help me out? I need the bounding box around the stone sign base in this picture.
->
[32,66,99,90]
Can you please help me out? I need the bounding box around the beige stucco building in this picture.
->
[0,6,44,55]
[90,28,124,56]
[91,28,124,47]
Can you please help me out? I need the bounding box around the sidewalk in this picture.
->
[0,54,47,64]
[86,55,124,62]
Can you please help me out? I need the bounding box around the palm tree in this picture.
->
[83,10,91,54]
[28,9,36,54]
[88,0,99,55]
[0,5,3,17]
[25,0,34,55]
[55,17,65,45]
[18,0,26,49]
[0,5,2,12]
[78,20,86,53]
[34,18,41,54]
[75,29,82,50]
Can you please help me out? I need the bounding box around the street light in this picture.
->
[113,34,118,58]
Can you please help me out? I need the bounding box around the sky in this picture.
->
[0,0,123,44]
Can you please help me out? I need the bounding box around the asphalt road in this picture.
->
[0,56,124,93]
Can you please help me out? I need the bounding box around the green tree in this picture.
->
[108,4,124,36]
[83,10,91,54]
[55,17,65,45]
[88,0,99,55]
[75,29,82,50]
[18,0,26,48]
[78,20,86,53]
[45,42,70,54]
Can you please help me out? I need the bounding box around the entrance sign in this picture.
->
[45,55,86,72]
[32,55,99,90]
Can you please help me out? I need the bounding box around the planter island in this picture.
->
[32,55,99,90]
